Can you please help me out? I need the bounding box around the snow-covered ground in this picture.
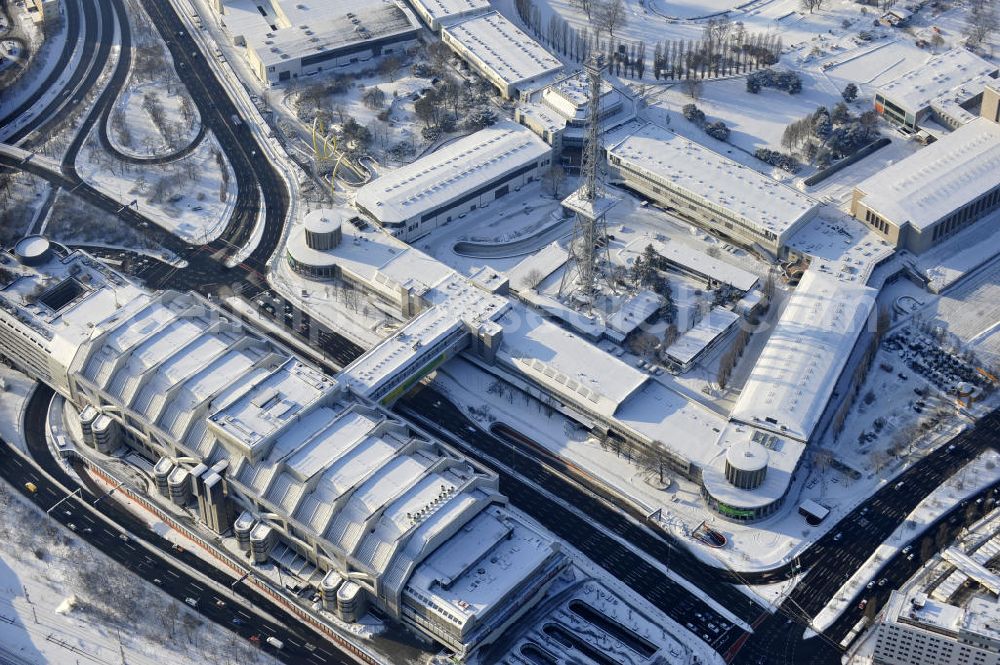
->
[0,365,34,452]
[76,126,236,244]
[807,448,1000,636]
[109,80,201,159]
[0,483,279,665]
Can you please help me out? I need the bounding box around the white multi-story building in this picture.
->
[0,238,566,657]
[606,123,820,258]
[873,48,998,132]
[875,591,1000,665]
[441,12,563,99]
[353,121,552,241]
[216,0,419,85]
[851,116,1000,254]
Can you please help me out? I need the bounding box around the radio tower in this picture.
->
[559,54,617,313]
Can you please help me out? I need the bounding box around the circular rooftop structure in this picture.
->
[303,209,343,251]
[13,235,51,266]
[724,439,768,490]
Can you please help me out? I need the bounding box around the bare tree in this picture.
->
[542,163,566,198]
[683,78,703,100]
[596,0,627,38]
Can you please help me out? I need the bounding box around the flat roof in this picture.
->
[223,0,418,68]
[617,237,759,292]
[406,510,559,629]
[354,121,551,227]
[730,269,877,442]
[855,117,1000,231]
[614,381,730,462]
[876,48,997,113]
[442,12,562,88]
[498,306,648,418]
[409,0,489,24]
[665,307,739,367]
[210,359,335,452]
[608,124,820,240]
[542,70,620,122]
[701,424,806,511]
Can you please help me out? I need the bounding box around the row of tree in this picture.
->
[516,0,780,82]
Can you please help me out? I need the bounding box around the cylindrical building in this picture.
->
[724,439,769,490]
[303,209,343,251]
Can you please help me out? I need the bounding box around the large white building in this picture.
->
[851,116,1000,254]
[441,12,563,99]
[216,0,419,85]
[353,121,553,241]
[0,238,566,657]
[874,48,998,131]
[730,269,877,444]
[606,123,821,257]
[875,591,1000,665]
[286,212,856,521]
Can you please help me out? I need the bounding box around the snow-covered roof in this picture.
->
[222,0,418,68]
[854,117,1000,231]
[408,0,489,28]
[498,307,648,418]
[405,509,561,632]
[608,124,820,242]
[605,290,661,338]
[442,12,562,89]
[617,237,760,293]
[0,243,150,375]
[542,70,620,122]
[730,269,877,442]
[700,424,806,511]
[665,307,739,367]
[354,122,551,228]
[876,48,997,114]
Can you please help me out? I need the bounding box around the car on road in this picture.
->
[265,637,284,649]
[866,581,875,589]
[24,482,37,493]
[249,635,261,644]
[232,617,246,626]
[153,578,163,585]
[833,532,843,542]
[214,599,226,608]
[907,553,915,561]
[902,545,912,555]
[172,544,185,553]
[858,599,868,610]
[185,597,199,607]
[878,578,888,587]
[67,523,77,531]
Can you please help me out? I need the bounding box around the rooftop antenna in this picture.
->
[559,55,618,313]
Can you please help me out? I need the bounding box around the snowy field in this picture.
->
[110,80,201,159]
[76,128,236,245]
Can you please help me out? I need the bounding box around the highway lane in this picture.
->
[0,0,83,140]
[733,410,1000,664]
[14,385,358,665]
[7,0,111,147]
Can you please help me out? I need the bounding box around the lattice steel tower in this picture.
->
[559,54,616,311]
